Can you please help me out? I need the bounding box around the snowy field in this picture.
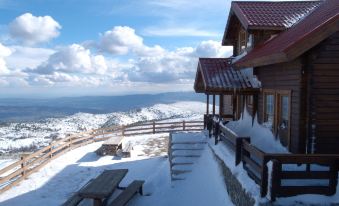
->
[0,132,233,206]
[0,101,206,154]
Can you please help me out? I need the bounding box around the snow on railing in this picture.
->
[0,119,203,194]
[207,114,339,201]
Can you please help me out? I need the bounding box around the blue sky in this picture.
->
[0,0,234,98]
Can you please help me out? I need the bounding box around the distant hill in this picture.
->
[0,92,206,122]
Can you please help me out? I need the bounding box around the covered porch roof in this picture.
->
[194,58,261,94]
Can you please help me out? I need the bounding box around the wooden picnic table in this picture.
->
[79,169,128,206]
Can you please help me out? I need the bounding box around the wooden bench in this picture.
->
[99,136,125,156]
[79,169,128,206]
[108,180,144,206]
[62,179,94,206]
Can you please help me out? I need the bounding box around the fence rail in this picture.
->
[0,119,203,194]
[207,115,339,201]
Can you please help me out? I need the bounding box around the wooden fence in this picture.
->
[0,119,203,194]
[208,115,339,201]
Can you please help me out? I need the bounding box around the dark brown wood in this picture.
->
[270,159,281,201]
[207,94,209,114]
[109,180,144,206]
[79,169,128,199]
[212,94,216,115]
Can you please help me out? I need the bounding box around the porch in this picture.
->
[205,114,339,201]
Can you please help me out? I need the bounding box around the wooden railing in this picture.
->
[208,115,339,201]
[0,119,203,194]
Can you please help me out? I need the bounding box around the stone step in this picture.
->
[171,144,205,150]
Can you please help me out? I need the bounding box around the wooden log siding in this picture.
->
[307,31,339,154]
[255,58,306,153]
[0,119,203,194]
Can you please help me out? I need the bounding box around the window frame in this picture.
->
[262,89,292,148]
[238,29,247,54]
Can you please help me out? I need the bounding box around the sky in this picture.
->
[0,0,235,98]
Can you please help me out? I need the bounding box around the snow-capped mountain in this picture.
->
[0,101,206,154]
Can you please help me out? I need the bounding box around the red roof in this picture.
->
[194,58,260,94]
[233,1,322,29]
[235,0,339,68]
[222,1,322,45]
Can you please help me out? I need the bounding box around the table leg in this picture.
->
[93,198,102,206]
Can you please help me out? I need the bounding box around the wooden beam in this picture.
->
[212,95,216,115]
[206,94,209,114]
[220,94,224,116]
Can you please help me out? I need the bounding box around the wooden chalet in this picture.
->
[195,0,339,154]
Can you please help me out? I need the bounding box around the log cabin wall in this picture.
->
[307,31,339,154]
[255,59,307,153]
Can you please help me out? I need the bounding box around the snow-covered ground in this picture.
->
[0,101,205,154]
[0,132,233,206]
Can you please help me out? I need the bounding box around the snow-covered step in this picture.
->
[171,141,207,145]
[172,164,193,171]
[171,154,201,158]
[172,162,194,166]
[171,144,205,150]
[172,132,206,142]
[172,150,202,156]
[172,169,192,175]
[171,157,196,164]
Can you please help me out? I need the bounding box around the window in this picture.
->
[238,29,247,54]
[247,95,253,107]
[263,89,291,148]
[263,91,275,131]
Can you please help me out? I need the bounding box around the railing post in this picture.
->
[261,156,269,197]
[153,121,155,134]
[271,159,281,202]
[21,156,26,178]
[183,120,186,131]
[214,121,220,145]
[69,137,72,150]
[122,125,125,136]
[329,160,338,195]
[49,143,53,159]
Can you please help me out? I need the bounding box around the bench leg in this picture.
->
[139,186,143,195]
[93,198,102,206]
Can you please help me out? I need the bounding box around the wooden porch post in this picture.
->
[206,94,209,114]
[219,94,224,116]
[212,95,216,115]
[252,94,258,126]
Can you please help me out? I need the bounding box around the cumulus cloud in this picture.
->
[98,26,143,55]
[31,44,108,75]
[0,43,12,75]
[127,40,232,83]
[9,13,61,45]
[5,46,55,70]
[98,26,165,56]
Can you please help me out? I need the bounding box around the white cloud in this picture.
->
[126,40,232,83]
[32,44,108,75]
[5,46,55,70]
[98,26,143,55]
[0,43,12,75]
[98,26,165,57]
[195,40,232,57]
[9,13,61,45]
